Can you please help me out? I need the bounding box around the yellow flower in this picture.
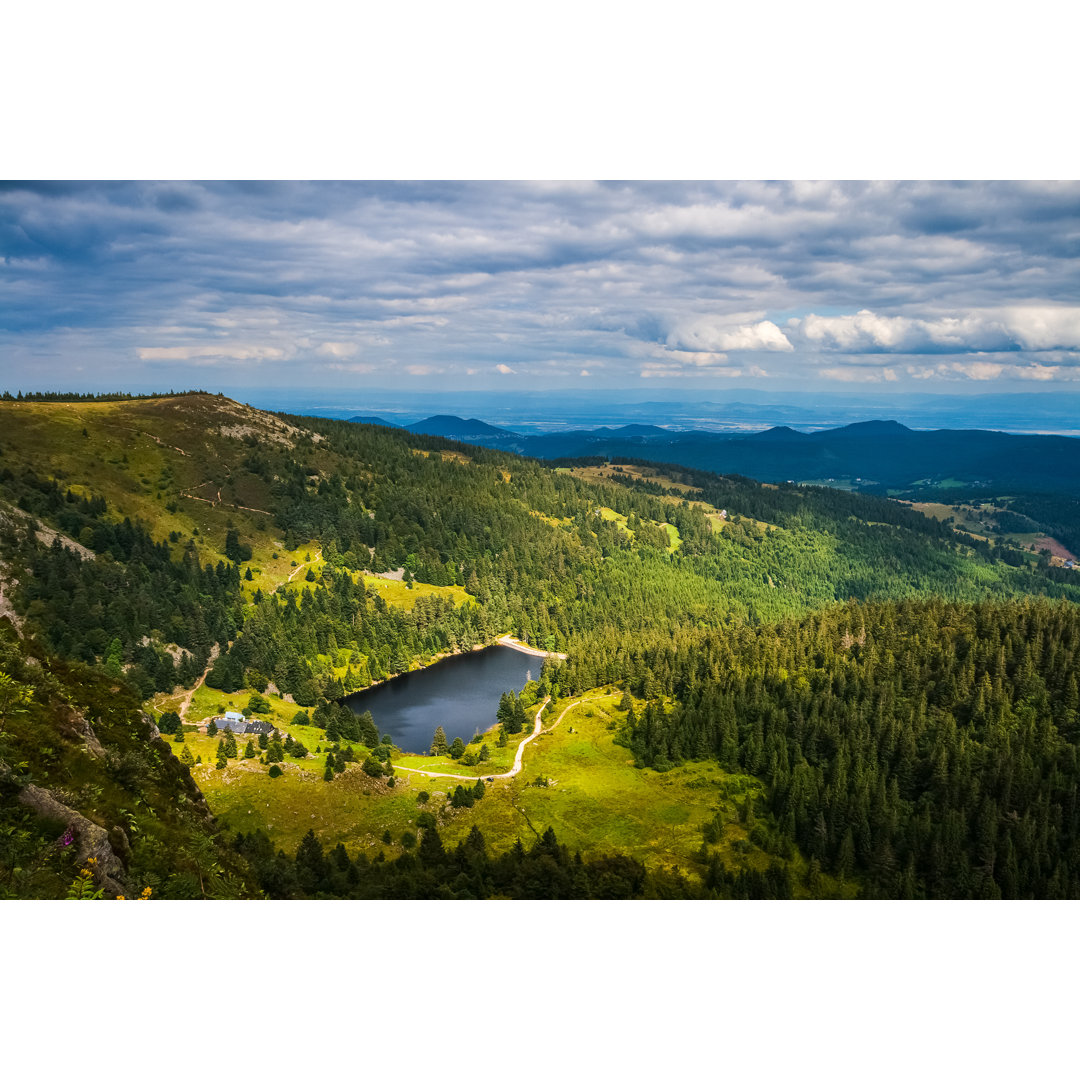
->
[116,895,126,900]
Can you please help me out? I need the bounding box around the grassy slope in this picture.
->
[187,686,850,895]
[0,395,286,568]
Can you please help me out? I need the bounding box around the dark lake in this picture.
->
[342,645,537,753]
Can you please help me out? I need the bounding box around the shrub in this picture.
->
[268,764,282,778]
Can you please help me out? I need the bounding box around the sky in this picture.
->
[2,180,1080,396]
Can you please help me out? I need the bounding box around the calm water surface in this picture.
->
[343,645,536,753]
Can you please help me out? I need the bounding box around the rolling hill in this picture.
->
[393,414,1080,493]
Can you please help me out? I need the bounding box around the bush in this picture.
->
[268,764,282,778]
[362,755,384,778]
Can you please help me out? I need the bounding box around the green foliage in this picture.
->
[157,710,182,735]
[233,823,659,899]
[620,598,1080,899]
[430,725,448,756]
[66,862,105,900]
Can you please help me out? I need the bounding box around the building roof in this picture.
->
[216,717,277,735]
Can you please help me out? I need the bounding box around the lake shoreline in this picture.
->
[342,640,549,754]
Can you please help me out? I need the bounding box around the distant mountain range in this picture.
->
[350,414,1080,492]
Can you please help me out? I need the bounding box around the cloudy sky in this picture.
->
[2,180,1079,394]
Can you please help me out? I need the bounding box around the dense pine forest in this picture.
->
[2,393,1080,899]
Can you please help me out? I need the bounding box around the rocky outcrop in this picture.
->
[0,561,23,632]
[16,784,127,894]
[67,707,106,759]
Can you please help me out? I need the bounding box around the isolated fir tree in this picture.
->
[449,737,465,760]
[244,739,255,759]
[180,744,195,766]
[430,725,448,755]
[223,730,238,759]
[215,741,228,769]
[207,718,218,737]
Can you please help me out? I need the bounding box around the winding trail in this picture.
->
[393,696,583,782]
[178,643,219,720]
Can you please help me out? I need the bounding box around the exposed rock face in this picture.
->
[67,707,106,759]
[16,785,127,894]
[0,562,23,632]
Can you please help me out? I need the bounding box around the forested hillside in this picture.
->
[572,598,1080,899]
[2,394,1079,899]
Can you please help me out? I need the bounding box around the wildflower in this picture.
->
[57,826,74,848]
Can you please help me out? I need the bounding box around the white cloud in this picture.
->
[137,344,285,362]
[1015,363,1061,381]
[668,315,793,353]
[326,361,377,374]
[495,363,515,374]
[792,306,1080,354]
[579,368,591,376]
[316,341,359,358]
[819,366,899,383]
[999,307,1080,350]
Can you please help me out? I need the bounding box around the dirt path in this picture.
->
[497,634,568,660]
[393,697,582,783]
[273,550,323,593]
[178,643,219,720]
